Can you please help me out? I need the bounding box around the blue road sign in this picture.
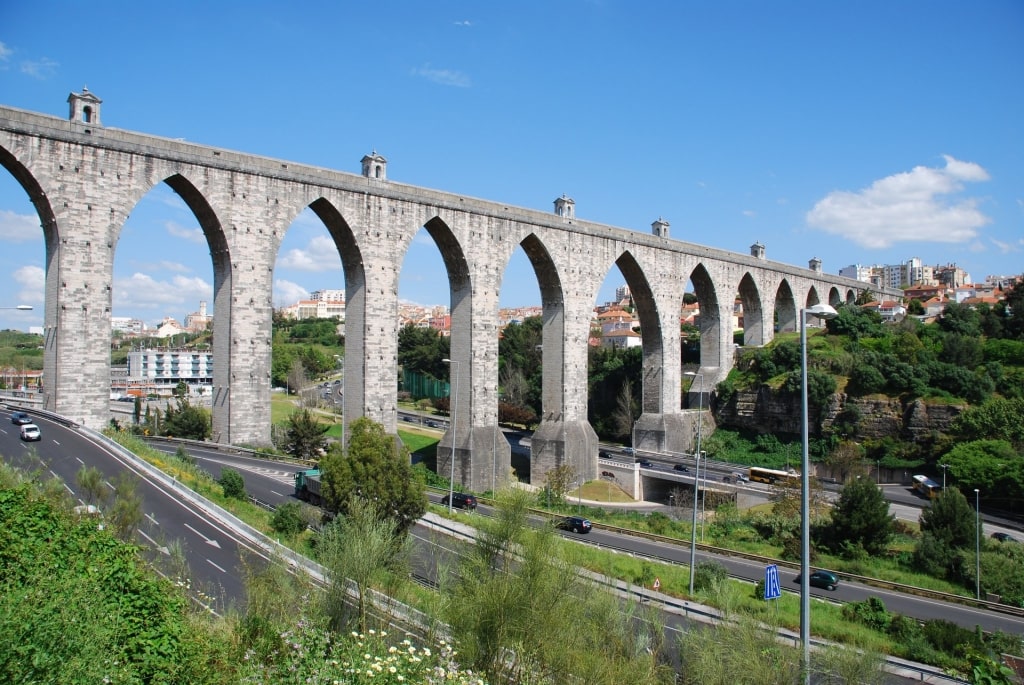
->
[764,564,781,600]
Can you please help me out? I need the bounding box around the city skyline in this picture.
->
[1,2,1022,331]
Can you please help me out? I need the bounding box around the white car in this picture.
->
[20,424,41,441]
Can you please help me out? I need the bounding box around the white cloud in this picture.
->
[20,57,58,79]
[0,41,12,63]
[990,237,1019,254]
[113,272,212,315]
[277,234,343,272]
[742,210,756,218]
[165,219,206,244]
[12,265,44,304]
[454,20,472,27]
[412,64,471,88]
[806,155,991,249]
[274,279,309,308]
[0,210,41,242]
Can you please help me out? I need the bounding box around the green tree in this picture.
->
[75,465,106,507]
[283,408,329,461]
[822,476,894,557]
[218,468,246,500]
[107,472,144,541]
[397,323,450,380]
[318,417,426,532]
[950,397,1024,448]
[317,497,411,633]
[914,488,977,580]
[161,397,211,440]
[943,439,1023,505]
[445,487,669,685]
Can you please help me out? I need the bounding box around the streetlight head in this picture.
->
[684,371,701,377]
[16,305,32,311]
[442,358,452,364]
[805,303,838,321]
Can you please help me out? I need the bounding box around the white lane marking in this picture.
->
[75,456,84,464]
[146,513,159,526]
[206,559,227,573]
[138,529,171,555]
[184,523,222,548]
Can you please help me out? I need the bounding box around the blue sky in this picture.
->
[0,1,1022,332]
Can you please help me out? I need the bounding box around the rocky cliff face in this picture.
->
[715,388,965,440]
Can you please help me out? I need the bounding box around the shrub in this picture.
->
[646,511,672,535]
[693,560,728,592]
[218,468,246,500]
[922,618,981,656]
[269,501,307,536]
[841,597,891,632]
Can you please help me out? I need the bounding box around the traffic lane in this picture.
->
[601,529,1024,635]
[0,418,259,611]
[149,443,300,504]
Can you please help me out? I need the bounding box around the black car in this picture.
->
[794,570,839,591]
[557,516,592,534]
[10,411,32,425]
[441,492,478,510]
[991,532,1019,543]
[637,459,654,468]
[673,464,690,473]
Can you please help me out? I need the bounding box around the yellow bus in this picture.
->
[912,475,942,499]
[748,467,800,485]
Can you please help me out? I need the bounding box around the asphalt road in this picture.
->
[5,410,1022,637]
[0,410,276,614]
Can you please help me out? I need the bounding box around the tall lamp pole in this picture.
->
[975,488,981,600]
[685,371,703,595]
[939,463,950,490]
[800,303,837,684]
[443,359,460,514]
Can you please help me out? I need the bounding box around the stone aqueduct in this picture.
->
[0,92,893,491]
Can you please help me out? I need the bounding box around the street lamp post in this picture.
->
[333,355,345,449]
[939,463,950,490]
[800,303,837,684]
[684,371,703,595]
[443,359,460,514]
[975,488,981,600]
[2,305,33,311]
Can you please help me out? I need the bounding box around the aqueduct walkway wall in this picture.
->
[0,100,894,491]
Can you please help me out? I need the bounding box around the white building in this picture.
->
[126,348,213,394]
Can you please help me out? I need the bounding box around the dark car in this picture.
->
[794,570,839,591]
[991,532,1019,543]
[441,492,478,511]
[637,459,654,468]
[557,516,592,534]
[673,464,690,473]
[622,447,635,456]
[11,411,32,425]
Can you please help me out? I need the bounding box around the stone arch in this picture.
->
[615,250,663,415]
[774,279,798,333]
[300,198,366,441]
[519,232,564,418]
[737,272,764,347]
[0,145,61,412]
[687,263,723,369]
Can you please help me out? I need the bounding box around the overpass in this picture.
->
[0,89,896,491]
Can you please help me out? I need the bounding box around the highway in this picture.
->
[4,407,1023,637]
[0,408,277,614]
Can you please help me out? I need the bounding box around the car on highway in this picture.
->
[794,570,839,591]
[637,459,654,468]
[20,424,41,441]
[722,471,749,483]
[991,532,1019,543]
[441,492,478,510]
[556,516,592,534]
[622,447,635,456]
[10,411,32,425]
[673,464,690,473]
